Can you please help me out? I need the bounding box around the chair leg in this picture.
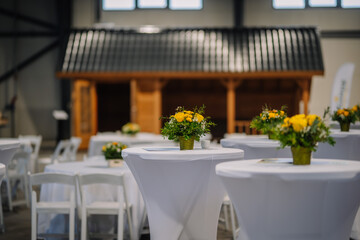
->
[230,201,237,240]
[23,176,30,208]
[0,193,5,233]
[31,192,37,240]
[69,209,75,240]
[6,179,13,211]
[223,204,230,231]
[118,208,124,240]
[81,208,87,240]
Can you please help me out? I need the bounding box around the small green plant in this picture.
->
[160,105,215,142]
[122,122,140,135]
[250,105,287,137]
[102,142,127,160]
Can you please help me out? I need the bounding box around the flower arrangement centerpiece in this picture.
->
[352,104,360,121]
[276,113,335,165]
[121,122,140,136]
[250,106,287,139]
[331,108,357,132]
[160,105,215,150]
[102,142,127,167]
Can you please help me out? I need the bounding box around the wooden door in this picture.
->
[72,79,97,149]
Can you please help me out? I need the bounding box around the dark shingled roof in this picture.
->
[60,27,323,73]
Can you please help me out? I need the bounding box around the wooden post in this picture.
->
[296,79,311,115]
[154,79,162,134]
[130,79,137,123]
[220,79,243,134]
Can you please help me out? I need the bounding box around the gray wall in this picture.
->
[0,0,59,140]
[243,0,360,116]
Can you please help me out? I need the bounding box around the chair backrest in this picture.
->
[18,135,42,160]
[77,173,127,205]
[30,172,76,187]
[68,137,82,161]
[330,62,355,112]
[52,140,72,163]
[7,149,32,175]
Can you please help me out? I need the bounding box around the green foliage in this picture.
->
[250,105,287,135]
[331,108,357,124]
[160,105,215,142]
[275,112,335,152]
[102,142,127,160]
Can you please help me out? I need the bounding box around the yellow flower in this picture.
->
[352,105,358,111]
[174,112,185,122]
[306,114,319,126]
[268,112,276,119]
[290,115,307,132]
[112,142,118,145]
[280,111,285,116]
[102,146,106,151]
[122,145,127,149]
[195,113,204,122]
[282,117,290,128]
[186,117,192,122]
[344,111,349,117]
[337,109,344,115]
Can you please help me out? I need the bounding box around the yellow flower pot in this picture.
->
[179,136,195,150]
[340,122,350,132]
[291,146,312,165]
[107,159,124,168]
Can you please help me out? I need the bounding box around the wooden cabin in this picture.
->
[57,27,324,148]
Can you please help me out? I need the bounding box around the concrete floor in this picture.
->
[1,206,234,240]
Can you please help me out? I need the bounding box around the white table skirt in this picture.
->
[122,147,244,240]
[220,138,291,159]
[88,133,175,157]
[314,129,360,161]
[216,159,360,240]
[39,160,144,239]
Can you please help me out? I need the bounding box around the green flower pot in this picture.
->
[291,146,312,165]
[340,122,350,132]
[179,136,195,150]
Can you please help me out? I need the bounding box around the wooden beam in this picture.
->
[130,79,137,123]
[57,70,324,81]
[221,79,243,134]
[296,79,311,115]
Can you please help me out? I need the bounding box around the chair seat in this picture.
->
[36,201,74,214]
[38,157,52,164]
[86,201,124,215]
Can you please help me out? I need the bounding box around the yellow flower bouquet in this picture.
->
[250,106,287,139]
[352,104,360,121]
[122,122,140,135]
[276,114,335,165]
[160,105,215,150]
[102,142,127,160]
[331,108,357,131]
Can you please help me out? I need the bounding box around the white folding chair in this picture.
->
[29,172,76,240]
[78,173,134,240]
[3,149,32,210]
[19,135,42,173]
[69,137,82,161]
[220,195,239,240]
[37,140,72,170]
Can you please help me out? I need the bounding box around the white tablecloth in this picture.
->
[122,146,244,240]
[216,159,360,240]
[0,139,20,166]
[88,133,175,157]
[314,129,360,161]
[220,137,291,159]
[39,160,144,239]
